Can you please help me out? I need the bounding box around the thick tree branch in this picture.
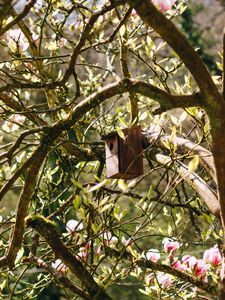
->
[156,154,220,218]
[25,256,92,300]
[26,215,113,300]
[0,0,36,36]
[0,145,47,268]
[136,259,217,295]
[106,247,217,295]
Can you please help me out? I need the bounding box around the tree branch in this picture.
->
[106,247,217,295]
[25,256,92,300]
[155,154,220,218]
[0,0,36,36]
[26,215,113,300]
[126,0,222,105]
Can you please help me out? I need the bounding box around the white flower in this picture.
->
[66,219,83,233]
[5,29,29,52]
[152,0,176,13]
[146,249,160,263]
[52,259,68,273]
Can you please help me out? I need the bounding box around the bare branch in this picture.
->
[126,0,222,105]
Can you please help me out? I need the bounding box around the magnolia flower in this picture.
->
[3,114,25,133]
[66,219,83,233]
[203,245,222,267]
[152,0,176,13]
[182,255,192,266]
[52,259,68,274]
[157,273,173,289]
[182,255,209,279]
[146,249,160,263]
[163,238,180,255]
[145,274,154,287]
[101,231,118,245]
[5,28,29,52]
[131,9,138,18]
[121,236,133,247]
[173,259,187,272]
[76,243,90,261]
[58,37,67,48]
[192,259,210,279]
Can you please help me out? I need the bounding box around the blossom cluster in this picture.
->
[145,238,222,290]
[51,220,222,295]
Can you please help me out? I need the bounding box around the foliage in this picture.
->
[0,0,224,299]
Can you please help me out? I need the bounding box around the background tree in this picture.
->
[0,0,225,299]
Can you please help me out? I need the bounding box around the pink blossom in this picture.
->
[182,255,209,279]
[121,236,133,247]
[101,231,118,245]
[76,243,90,261]
[3,114,25,133]
[5,28,29,52]
[157,273,173,289]
[173,259,187,272]
[146,249,160,263]
[145,274,154,286]
[192,259,210,279]
[66,220,83,233]
[52,259,68,274]
[58,37,67,48]
[152,0,176,13]
[203,245,222,267]
[182,255,192,266]
[163,238,180,255]
[131,9,138,18]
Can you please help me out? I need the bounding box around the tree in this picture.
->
[0,0,224,299]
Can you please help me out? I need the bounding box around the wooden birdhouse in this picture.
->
[102,125,143,179]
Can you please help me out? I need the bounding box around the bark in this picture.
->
[26,215,113,300]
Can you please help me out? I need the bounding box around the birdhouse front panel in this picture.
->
[119,126,143,177]
[102,126,143,179]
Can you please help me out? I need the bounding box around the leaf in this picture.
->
[71,178,84,190]
[119,25,126,37]
[91,223,98,234]
[0,279,6,291]
[99,203,113,214]
[118,179,128,192]
[89,179,108,192]
[116,127,126,140]
[179,111,187,123]
[139,111,148,121]
[73,195,80,209]
[188,155,199,173]
[15,247,24,265]
[171,115,178,126]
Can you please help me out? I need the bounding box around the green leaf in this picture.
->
[73,195,80,209]
[15,247,24,265]
[0,279,7,291]
[188,155,199,173]
[118,179,128,192]
[89,179,108,192]
[116,127,126,140]
[119,25,126,37]
[99,203,113,214]
[71,178,84,190]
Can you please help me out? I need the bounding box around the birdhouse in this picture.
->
[102,126,143,179]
